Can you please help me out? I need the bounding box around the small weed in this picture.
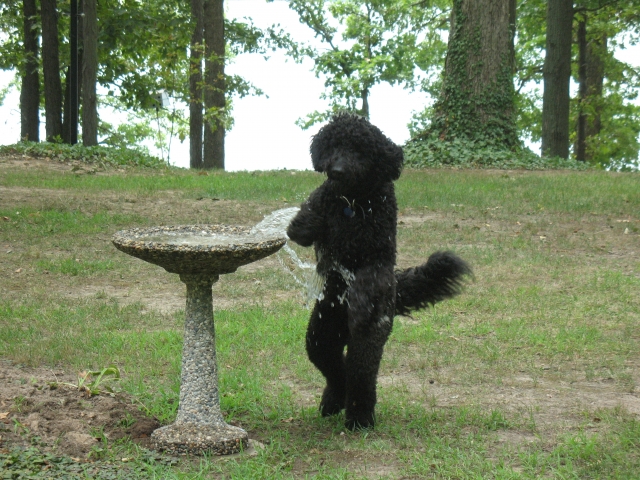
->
[119,412,137,429]
[12,395,27,413]
[53,366,121,397]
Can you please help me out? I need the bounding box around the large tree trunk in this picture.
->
[20,0,39,142]
[575,16,605,162]
[541,0,573,158]
[82,0,98,146]
[189,0,205,169]
[429,0,518,146]
[41,0,63,141]
[203,0,225,170]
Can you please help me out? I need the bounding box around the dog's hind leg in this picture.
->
[306,297,350,417]
[343,318,393,430]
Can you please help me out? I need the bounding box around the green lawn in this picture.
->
[1,163,639,478]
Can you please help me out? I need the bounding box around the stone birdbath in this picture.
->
[112,224,286,455]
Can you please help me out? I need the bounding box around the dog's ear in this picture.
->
[310,134,330,173]
[382,143,403,181]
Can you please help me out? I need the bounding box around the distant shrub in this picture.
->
[0,142,167,169]
[403,136,590,170]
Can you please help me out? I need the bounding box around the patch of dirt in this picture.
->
[378,356,640,442]
[0,360,160,459]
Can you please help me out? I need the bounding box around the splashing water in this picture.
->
[249,207,301,238]
[254,207,356,308]
[252,208,324,306]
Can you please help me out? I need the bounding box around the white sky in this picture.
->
[1,0,638,170]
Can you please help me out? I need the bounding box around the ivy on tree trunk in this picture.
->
[428,0,518,147]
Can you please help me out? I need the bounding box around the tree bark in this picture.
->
[541,0,573,159]
[203,0,225,170]
[576,16,605,162]
[20,0,39,142]
[430,0,518,146]
[190,0,205,169]
[575,17,587,162]
[360,87,369,118]
[41,0,63,141]
[82,0,98,146]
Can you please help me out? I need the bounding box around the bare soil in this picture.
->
[0,360,160,459]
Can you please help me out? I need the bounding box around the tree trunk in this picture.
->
[82,0,98,146]
[429,0,518,146]
[62,66,70,143]
[576,18,606,162]
[190,0,205,169]
[20,0,39,142]
[203,0,225,170]
[541,0,573,159]
[575,17,587,162]
[360,87,369,118]
[41,0,63,141]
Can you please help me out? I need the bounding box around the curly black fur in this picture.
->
[287,113,471,430]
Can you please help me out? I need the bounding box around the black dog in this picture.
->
[287,113,471,430]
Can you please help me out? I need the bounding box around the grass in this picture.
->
[0,157,639,478]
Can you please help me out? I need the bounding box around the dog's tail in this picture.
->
[395,251,472,316]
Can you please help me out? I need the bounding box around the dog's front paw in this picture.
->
[345,410,375,431]
[319,386,345,417]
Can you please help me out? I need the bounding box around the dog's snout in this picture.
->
[327,155,347,180]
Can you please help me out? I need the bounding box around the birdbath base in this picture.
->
[151,422,248,456]
[112,224,288,456]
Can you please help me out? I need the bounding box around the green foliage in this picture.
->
[403,136,589,170]
[0,0,296,157]
[515,0,640,170]
[287,0,448,127]
[0,446,174,479]
[0,142,167,168]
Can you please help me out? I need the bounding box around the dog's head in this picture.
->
[310,113,403,187]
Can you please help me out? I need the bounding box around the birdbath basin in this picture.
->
[112,224,286,455]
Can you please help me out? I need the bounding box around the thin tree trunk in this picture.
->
[62,66,70,143]
[190,0,205,169]
[20,0,39,142]
[203,0,225,170]
[360,88,369,118]
[82,0,98,146]
[41,0,63,141]
[430,0,517,146]
[576,17,587,162]
[584,32,606,161]
[541,0,573,159]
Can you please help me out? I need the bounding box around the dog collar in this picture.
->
[340,196,357,218]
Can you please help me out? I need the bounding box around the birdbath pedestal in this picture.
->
[112,225,286,455]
